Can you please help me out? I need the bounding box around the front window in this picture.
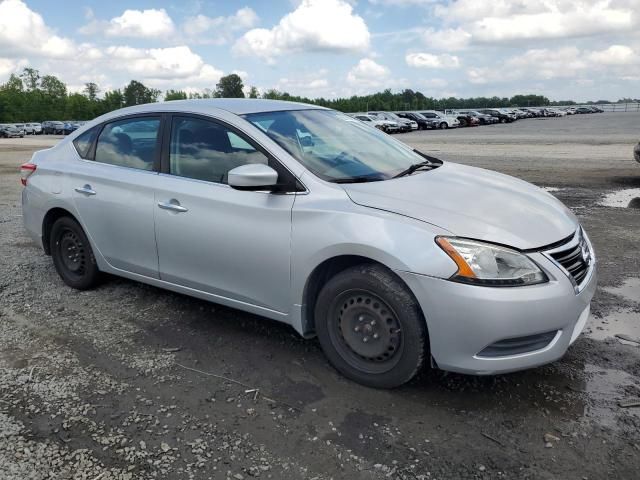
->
[243,110,431,183]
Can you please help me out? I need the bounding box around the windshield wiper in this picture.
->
[393,160,436,178]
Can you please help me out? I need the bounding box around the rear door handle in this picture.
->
[75,185,96,196]
[158,201,188,213]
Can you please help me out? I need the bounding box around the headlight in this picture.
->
[436,237,548,286]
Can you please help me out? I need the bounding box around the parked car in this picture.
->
[21,99,597,388]
[369,111,416,132]
[478,109,515,123]
[0,124,24,138]
[394,111,435,130]
[414,111,460,129]
[43,121,65,134]
[63,122,80,135]
[448,111,479,127]
[457,110,498,125]
[634,141,640,163]
[351,113,399,133]
[23,123,42,135]
[575,107,593,114]
[13,123,27,135]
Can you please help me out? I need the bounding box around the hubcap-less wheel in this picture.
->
[329,290,403,374]
[59,229,86,276]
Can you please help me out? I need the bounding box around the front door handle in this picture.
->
[75,185,96,196]
[158,200,188,213]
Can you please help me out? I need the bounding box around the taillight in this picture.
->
[20,163,37,186]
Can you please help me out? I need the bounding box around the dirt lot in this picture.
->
[1,113,639,479]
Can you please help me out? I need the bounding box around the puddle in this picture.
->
[583,364,640,428]
[585,309,640,343]
[597,188,640,208]
[602,277,640,304]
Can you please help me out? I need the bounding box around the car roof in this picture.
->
[96,99,328,121]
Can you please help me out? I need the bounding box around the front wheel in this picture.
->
[50,216,101,290]
[439,122,447,129]
[315,264,427,388]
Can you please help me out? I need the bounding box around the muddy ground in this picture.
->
[0,112,639,479]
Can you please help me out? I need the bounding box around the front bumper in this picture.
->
[397,254,596,375]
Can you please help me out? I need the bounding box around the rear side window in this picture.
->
[94,117,161,171]
[73,126,99,159]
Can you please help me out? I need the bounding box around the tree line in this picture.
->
[0,67,636,123]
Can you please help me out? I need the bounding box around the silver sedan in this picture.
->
[20,99,596,388]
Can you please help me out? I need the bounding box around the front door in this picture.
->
[154,115,295,313]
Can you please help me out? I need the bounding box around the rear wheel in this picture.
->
[315,264,427,388]
[50,217,101,290]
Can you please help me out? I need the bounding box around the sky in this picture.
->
[0,0,639,101]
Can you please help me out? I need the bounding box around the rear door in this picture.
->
[71,115,162,278]
[154,114,296,313]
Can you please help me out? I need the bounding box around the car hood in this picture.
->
[342,162,578,250]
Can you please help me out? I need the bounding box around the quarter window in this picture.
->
[72,126,100,159]
[94,117,160,171]
[169,117,270,184]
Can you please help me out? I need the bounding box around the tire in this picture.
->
[315,264,427,388]
[439,122,447,129]
[459,119,468,127]
[50,216,101,290]
[500,118,506,123]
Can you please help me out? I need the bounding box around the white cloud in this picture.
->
[234,0,370,60]
[183,7,259,45]
[588,45,638,65]
[275,69,332,96]
[406,52,460,68]
[104,45,222,85]
[466,44,640,84]
[422,27,471,51]
[346,58,389,88]
[81,8,176,38]
[433,0,639,44]
[0,57,28,77]
[0,0,77,58]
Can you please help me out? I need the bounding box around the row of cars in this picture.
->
[0,120,85,138]
[348,105,605,133]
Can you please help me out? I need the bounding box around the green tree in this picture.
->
[165,89,188,101]
[20,67,40,91]
[3,73,24,92]
[40,75,67,98]
[123,80,160,106]
[83,82,100,101]
[215,74,245,98]
[102,89,124,112]
[248,86,259,98]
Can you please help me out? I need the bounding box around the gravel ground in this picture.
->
[1,112,639,479]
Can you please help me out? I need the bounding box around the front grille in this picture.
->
[548,233,591,286]
[477,331,558,358]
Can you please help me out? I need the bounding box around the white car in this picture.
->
[351,114,400,133]
[414,111,460,129]
[25,123,42,135]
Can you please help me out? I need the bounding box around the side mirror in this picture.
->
[228,164,279,191]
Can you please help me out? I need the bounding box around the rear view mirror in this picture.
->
[228,164,279,191]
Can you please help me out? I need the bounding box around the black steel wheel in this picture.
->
[330,289,403,374]
[50,216,101,290]
[315,264,428,388]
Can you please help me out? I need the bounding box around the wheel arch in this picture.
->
[299,254,425,338]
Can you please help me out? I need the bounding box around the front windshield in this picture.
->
[243,109,429,183]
